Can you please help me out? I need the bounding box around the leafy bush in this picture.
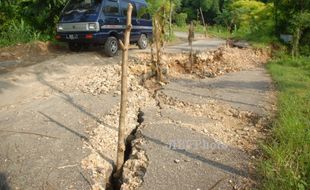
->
[19,0,66,35]
[214,0,276,46]
[300,45,310,56]
[0,0,66,46]
[0,19,42,47]
[175,13,187,27]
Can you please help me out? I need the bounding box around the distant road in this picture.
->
[132,31,226,54]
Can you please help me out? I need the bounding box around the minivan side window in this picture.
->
[136,3,150,20]
[103,0,119,16]
[132,4,138,17]
[140,5,150,20]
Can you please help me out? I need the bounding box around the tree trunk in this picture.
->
[292,27,301,58]
[114,3,133,179]
[197,9,200,23]
[154,17,163,82]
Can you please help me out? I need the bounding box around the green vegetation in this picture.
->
[0,19,44,46]
[0,0,66,47]
[175,13,187,27]
[0,0,309,54]
[262,55,310,190]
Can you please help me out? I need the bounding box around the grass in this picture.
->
[0,19,50,48]
[260,56,310,190]
[173,24,207,34]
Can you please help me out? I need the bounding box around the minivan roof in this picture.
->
[128,0,147,4]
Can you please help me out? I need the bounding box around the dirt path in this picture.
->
[0,38,274,190]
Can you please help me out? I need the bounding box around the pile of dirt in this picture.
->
[128,47,270,82]
[67,58,152,96]
[167,47,270,78]
[0,41,66,62]
[75,64,122,95]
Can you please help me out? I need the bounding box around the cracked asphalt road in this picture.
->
[0,35,226,189]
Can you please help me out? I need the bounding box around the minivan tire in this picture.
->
[104,36,119,57]
[68,42,82,52]
[137,34,148,49]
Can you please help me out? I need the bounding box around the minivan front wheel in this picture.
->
[104,36,119,57]
[137,34,148,49]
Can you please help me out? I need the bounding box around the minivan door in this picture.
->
[130,3,140,42]
[135,3,152,38]
[120,0,139,42]
[102,0,124,38]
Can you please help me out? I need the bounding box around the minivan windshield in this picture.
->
[64,0,102,14]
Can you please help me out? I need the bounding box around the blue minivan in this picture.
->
[56,0,152,56]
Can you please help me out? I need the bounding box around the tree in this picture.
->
[180,0,221,23]
[145,0,170,82]
[169,0,182,36]
[0,0,66,35]
[114,3,133,181]
[274,0,310,55]
[291,12,310,57]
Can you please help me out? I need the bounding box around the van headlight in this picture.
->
[88,23,99,31]
[57,24,64,32]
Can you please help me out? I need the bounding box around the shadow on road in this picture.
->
[174,77,271,92]
[0,172,10,190]
[38,111,89,141]
[0,81,15,94]
[36,73,117,131]
[144,135,251,179]
[164,87,262,109]
[38,110,115,165]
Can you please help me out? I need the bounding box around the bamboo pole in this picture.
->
[154,16,163,82]
[188,21,195,72]
[199,7,207,37]
[115,3,133,179]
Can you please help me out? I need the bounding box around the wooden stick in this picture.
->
[188,21,195,72]
[199,7,207,37]
[115,3,133,179]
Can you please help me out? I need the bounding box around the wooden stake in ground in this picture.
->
[153,15,163,82]
[188,21,195,72]
[115,3,133,179]
[199,7,207,38]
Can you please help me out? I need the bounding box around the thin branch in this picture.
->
[119,40,125,51]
